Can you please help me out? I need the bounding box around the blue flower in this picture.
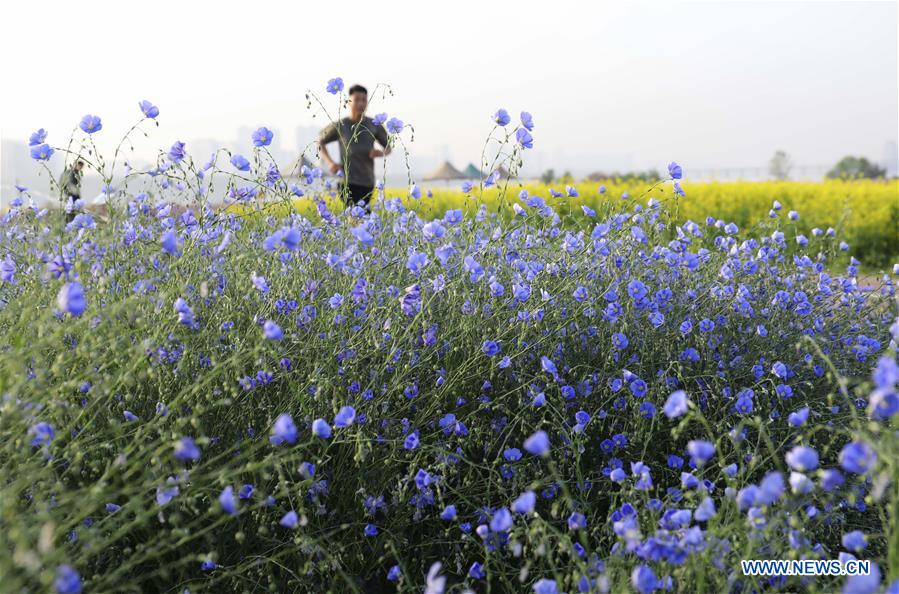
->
[686,440,715,466]
[629,378,647,398]
[523,430,550,456]
[200,559,217,571]
[415,469,435,489]
[757,472,785,505]
[54,565,82,594]
[469,562,485,580]
[327,77,344,94]
[842,530,867,552]
[386,117,404,134]
[668,161,683,179]
[493,108,511,126]
[489,507,513,532]
[482,340,500,357]
[785,446,819,472]
[105,502,121,513]
[632,461,653,490]
[567,511,587,530]
[406,251,428,275]
[29,128,47,146]
[351,225,374,246]
[231,154,251,171]
[252,127,274,147]
[270,413,298,445]
[373,112,388,126]
[30,143,54,161]
[425,562,445,594]
[29,422,55,447]
[842,562,881,594]
[404,432,420,450]
[161,231,178,255]
[168,141,186,163]
[772,361,788,378]
[57,282,86,317]
[627,280,648,300]
[440,505,457,520]
[174,437,201,461]
[334,405,356,428]
[246,274,268,295]
[663,390,689,418]
[821,468,846,491]
[280,510,299,528]
[156,480,179,506]
[520,111,534,130]
[839,441,876,474]
[695,497,716,521]
[735,394,754,414]
[174,298,195,328]
[312,418,332,439]
[263,320,283,340]
[540,356,558,376]
[612,332,629,350]
[631,564,659,594]
[512,490,536,513]
[79,114,102,134]
[219,486,237,515]
[139,100,159,119]
[533,579,559,594]
[504,448,522,461]
[516,128,533,149]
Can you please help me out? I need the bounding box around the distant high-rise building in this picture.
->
[883,141,898,177]
[188,138,222,164]
[234,126,255,156]
[295,125,320,162]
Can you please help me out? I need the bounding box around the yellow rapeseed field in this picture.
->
[232,179,899,268]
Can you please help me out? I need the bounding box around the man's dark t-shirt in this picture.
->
[319,116,389,187]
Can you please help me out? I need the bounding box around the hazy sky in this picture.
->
[1,0,896,183]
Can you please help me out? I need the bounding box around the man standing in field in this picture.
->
[59,159,84,222]
[318,84,391,210]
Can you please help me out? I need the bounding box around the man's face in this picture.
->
[350,92,368,114]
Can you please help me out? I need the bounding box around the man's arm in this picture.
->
[59,169,75,198]
[369,124,392,159]
[318,123,341,175]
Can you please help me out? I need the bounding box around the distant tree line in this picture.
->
[769,151,889,181]
[537,153,891,185]
[825,156,887,180]
[541,169,660,183]
[584,169,661,183]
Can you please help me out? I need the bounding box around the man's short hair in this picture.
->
[348,84,368,97]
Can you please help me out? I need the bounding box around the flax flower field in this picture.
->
[2,84,899,593]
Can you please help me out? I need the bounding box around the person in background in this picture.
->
[318,84,390,210]
[59,159,84,222]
